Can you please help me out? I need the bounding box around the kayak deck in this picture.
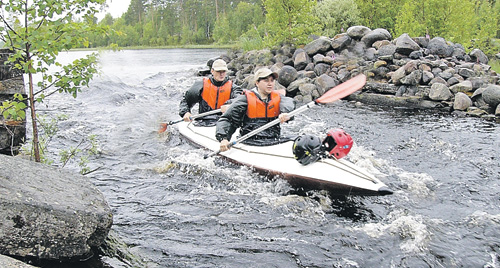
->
[177,121,392,196]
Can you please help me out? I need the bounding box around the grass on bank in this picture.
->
[490,59,500,74]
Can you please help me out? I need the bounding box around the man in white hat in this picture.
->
[179,59,241,125]
[216,67,296,151]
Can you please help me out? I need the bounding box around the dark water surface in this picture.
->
[38,49,500,267]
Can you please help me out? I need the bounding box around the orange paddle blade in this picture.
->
[316,74,366,104]
[158,123,168,133]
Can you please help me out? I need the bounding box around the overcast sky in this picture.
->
[98,0,131,20]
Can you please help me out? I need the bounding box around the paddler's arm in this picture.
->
[179,80,204,120]
[279,95,296,123]
[216,94,248,151]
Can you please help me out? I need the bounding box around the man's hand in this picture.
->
[279,113,290,123]
[220,104,229,113]
[220,139,230,152]
[183,112,192,122]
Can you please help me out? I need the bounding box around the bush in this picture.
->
[313,0,361,37]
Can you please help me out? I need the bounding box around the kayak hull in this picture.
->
[177,122,392,196]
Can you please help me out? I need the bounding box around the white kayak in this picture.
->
[177,121,393,196]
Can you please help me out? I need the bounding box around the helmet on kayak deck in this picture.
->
[322,129,353,159]
[292,135,323,165]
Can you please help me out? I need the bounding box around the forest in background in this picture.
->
[75,0,500,55]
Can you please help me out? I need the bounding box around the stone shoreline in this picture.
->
[205,25,500,120]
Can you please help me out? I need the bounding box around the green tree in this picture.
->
[124,0,146,25]
[313,0,361,37]
[443,0,476,47]
[0,0,109,162]
[263,0,320,46]
[213,15,231,43]
[394,0,487,50]
[214,1,265,44]
[101,13,114,26]
[355,0,405,34]
[472,0,499,54]
[87,13,115,47]
[495,1,500,38]
[239,25,265,50]
[230,1,265,39]
[143,21,155,46]
[394,0,438,37]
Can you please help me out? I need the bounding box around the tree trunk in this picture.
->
[215,0,219,19]
[27,61,40,162]
[24,2,40,162]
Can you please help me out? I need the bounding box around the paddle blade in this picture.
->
[158,123,168,133]
[316,74,366,104]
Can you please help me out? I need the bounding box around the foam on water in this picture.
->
[349,143,438,198]
[466,211,500,226]
[353,210,431,254]
[32,49,500,267]
[158,137,340,222]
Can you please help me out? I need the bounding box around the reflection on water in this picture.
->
[38,49,500,267]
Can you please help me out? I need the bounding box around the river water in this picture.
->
[36,49,500,267]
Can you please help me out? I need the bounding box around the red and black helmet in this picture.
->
[322,129,353,159]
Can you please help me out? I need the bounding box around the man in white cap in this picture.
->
[216,67,296,151]
[179,58,241,125]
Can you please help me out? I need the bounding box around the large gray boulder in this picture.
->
[428,37,454,57]
[361,28,392,47]
[346,25,371,40]
[331,33,352,52]
[378,44,397,60]
[395,33,421,55]
[314,74,338,95]
[453,92,472,111]
[304,36,332,56]
[278,65,299,88]
[0,155,113,260]
[482,84,500,107]
[429,83,453,101]
[0,254,37,267]
[293,48,310,71]
[450,80,473,94]
[469,49,489,64]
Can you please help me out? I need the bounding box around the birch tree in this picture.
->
[0,0,108,162]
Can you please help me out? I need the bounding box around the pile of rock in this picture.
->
[215,25,500,119]
[0,49,26,156]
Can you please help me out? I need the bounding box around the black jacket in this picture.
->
[215,88,296,144]
[178,76,242,120]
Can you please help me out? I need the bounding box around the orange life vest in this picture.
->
[201,77,232,109]
[245,90,281,119]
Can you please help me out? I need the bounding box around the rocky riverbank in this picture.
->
[208,25,500,120]
[0,154,113,266]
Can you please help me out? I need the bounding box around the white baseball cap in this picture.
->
[211,59,228,71]
[254,67,278,82]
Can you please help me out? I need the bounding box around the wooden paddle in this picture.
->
[158,108,222,133]
[204,74,367,158]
